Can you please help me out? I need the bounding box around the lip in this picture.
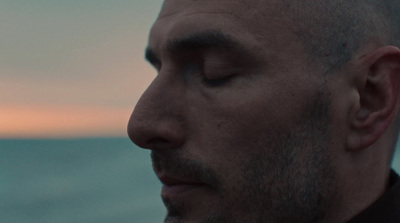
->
[162,183,205,197]
[158,175,207,197]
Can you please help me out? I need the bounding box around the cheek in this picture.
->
[187,94,290,163]
[187,101,282,184]
[183,75,320,173]
[196,98,293,148]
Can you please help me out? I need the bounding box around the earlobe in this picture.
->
[347,46,400,151]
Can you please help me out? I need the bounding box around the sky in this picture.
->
[0,0,163,138]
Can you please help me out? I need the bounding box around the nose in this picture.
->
[127,75,185,150]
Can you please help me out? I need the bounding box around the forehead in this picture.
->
[158,0,281,18]
[148,0,297,54]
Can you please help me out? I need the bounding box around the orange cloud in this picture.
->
[0,104,133,139]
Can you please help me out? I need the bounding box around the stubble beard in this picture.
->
[236,90,336,223]
[155,90,336,223]
[232,90,336,223]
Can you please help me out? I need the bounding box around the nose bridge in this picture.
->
[128,74,185,150]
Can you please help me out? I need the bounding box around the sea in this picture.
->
[1,137,400,223]
[0,138,164,223]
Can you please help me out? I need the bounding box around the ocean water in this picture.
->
[0,138,164,223]
[1,138,399,223]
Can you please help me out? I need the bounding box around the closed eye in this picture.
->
[202,75,233,87]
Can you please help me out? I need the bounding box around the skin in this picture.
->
[128,0,400,222]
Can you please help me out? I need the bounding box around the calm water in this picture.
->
[1,138,400,223]
[0,138,164,223]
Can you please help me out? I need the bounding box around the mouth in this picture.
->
[158,174,209,198]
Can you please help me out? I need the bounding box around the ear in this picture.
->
[347,46,400,151]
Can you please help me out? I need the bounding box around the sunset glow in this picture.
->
[1,0,161,138]
[0,104,133,138]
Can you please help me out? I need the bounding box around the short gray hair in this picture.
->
[288,0,400,72]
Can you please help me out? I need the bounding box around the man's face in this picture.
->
[128,0,338,222]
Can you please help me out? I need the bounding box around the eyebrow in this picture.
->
[167,30,249,54]
[145,30,250,65]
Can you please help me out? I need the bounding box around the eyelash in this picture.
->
[202,75,233,87]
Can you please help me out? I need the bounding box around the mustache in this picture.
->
[151,151,222,191]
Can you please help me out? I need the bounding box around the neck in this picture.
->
[322,138,392,222]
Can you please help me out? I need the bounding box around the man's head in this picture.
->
[289,0,400,71]
[128,0,400,222]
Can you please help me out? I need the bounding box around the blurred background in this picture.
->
[0,0,161,139]
[0,1,399,223]
[0,0,165,222]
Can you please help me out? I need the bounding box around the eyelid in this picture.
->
[203,59,233,78]
[203,63,243,81]
[202,75,233,87]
